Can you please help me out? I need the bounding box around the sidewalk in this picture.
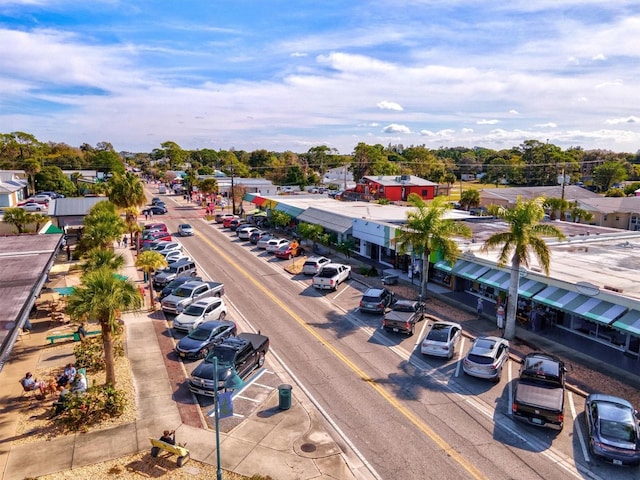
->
[0,244,364,480]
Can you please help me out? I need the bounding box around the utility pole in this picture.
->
[231,165,236,215]
[343,165,347,191]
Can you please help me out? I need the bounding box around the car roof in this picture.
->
[192,297,224,307]
[430,321,461,330]
[197,320,233,330]
[364,288,386,296]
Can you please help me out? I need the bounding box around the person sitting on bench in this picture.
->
[76,323,88,341]
[160,430,176,445]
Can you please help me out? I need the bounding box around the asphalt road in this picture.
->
[151,193,637,480]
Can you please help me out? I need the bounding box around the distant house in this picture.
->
[50,197,106,231]
[0,172,28,208]
[349,175,437,202]
[479,185,600,209]
[577,197,640,231]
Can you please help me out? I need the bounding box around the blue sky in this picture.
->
[1,0,639,154]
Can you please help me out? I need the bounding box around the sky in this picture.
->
[0,1,639,155]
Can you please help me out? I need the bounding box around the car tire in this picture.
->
[219,311,226,320]
[256,352,265,368]
[493,368,502,383]
[409,325,415,336]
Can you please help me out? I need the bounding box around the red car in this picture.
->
[144,222,168,233]
[274,242,305,259]
[222,215,240,228]
[140,230,172,247]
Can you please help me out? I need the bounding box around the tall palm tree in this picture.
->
[394,194,472,302]
[135,251,168,309]
[82,249,125,273]
[481,197,566,340]
[66,267,142,386]
[79,201,125,252]
[108,172,146,209]
[23,158,42,195]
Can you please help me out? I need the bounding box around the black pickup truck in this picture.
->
[512,352,566,431]
[189,332,269,397]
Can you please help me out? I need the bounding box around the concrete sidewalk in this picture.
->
[0,244,364,480]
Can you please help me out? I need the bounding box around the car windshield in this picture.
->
[393,303,416,313]
[600,419,636,442]
[172,287,193,298]
[183,305,205,316]
[188,327,212,341]
[427,326,450,342]
[205,348,235,366]
[467,354,494,364]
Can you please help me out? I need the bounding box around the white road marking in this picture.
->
[455,337,465,377]
[508,360,513,417]
[569,391,590,463]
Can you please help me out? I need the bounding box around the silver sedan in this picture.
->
[462,336,510,382]
[420,321,462,359]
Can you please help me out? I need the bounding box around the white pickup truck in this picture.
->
[312,264,351,291]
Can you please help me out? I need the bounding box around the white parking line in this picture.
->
[569,391,590,463]
[508,361,513,417]
[415,319,430,348]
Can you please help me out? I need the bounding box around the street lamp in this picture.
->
[210,356,244,480]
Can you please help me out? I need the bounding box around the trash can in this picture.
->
[278,384,292,410]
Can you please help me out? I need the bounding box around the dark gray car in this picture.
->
[175,320,237,359]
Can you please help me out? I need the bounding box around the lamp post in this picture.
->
[211,356,244,480]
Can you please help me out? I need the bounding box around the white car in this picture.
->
[178,223,194,236]
[420,321,462,359]
[164,251,191,263]
[237,226,260,240]
[266,238,289,253]
[256,233,276,249]
[19,202,46,212]
[172,297,228,332]
[150,241,182,255]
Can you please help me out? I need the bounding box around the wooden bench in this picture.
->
[46,330,101,344]
[149,438,190,467]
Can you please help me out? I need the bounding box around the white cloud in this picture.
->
[535,122,558,128]
[382,124,410,134]
[462,128,474,133]
[477,119,499,125]
[290,52,308,57]
[605,116,639,125]
[509,110,519,115]
[377,100,403,111]
[592,53,606,61]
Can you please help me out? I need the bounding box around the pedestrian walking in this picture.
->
[120,236,125,248]
[123,236,128,248]
[496,304,505,329]
[144,211,149,220]
[66,245,71,262]
[476,297,484,320]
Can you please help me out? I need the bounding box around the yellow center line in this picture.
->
[199,231,488,480]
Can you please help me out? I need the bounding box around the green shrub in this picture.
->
[73,334,124,372]
[56,384,128,432]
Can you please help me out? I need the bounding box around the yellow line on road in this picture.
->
[200,231,488,480]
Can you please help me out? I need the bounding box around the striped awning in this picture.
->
[563,296,627,326]
[434,260,454,273]
[612,310,640,337]
[517,279,547,299]
[532,286,581,309]
[477,269,511,290]
[452,261,491,280]
[274,203,305,218]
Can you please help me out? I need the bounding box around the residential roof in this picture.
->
[363,175,438,187]
[297,208,353,234]
[51,197,106,216]
[579,196,640,214]
[481,185,600,203]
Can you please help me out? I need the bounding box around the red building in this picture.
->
[349,175,437,202]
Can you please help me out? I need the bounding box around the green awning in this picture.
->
[452,261,491,280]
[45,224,64,234]
[563,297,626,326]
[477,269,510,290]
[612,310,640,337]
[517,279,546,299]
[274,203,305,218]
[533,286,580,309]
[434,260,453,273]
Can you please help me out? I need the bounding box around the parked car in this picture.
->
[174,320,237,359]
[143,205,167,216]
[140,231,172,248]
[237,226,260,239]
[222,215,240,228]
[172,297,228,332]
[312,263,351,290]
[359,287,395,314]
[153,259,198,290]
[302,256,331,275]
[420,321,462,358]
[584,394,640,466]
[462,336,510,382]
[178,223,195,236]
[382,299,424,335]
[149,241,182,255]
[274,242,305,259]
[229,218,247,231]
[266,238,289,253]
[248,230,266,244]
[215,212,236,224]
[37,191,63,199]
[18,202,46,212]
[256,233,276,249]
[163,251,191,264]
[32,194,53,204]
[144,222,168,233]
[159,275,203,300]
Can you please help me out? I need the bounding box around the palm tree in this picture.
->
[2,207,32,233]
[79,201,125,253]
[394,194,472,302]
[481,197,566,340]
[82,249,125,273]
[66,267,142,386]
[23,158,42,195]
[135,251,168,309]
[108,172,146,209]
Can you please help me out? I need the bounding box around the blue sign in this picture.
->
[218,392,234,419]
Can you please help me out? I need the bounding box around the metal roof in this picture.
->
[297,208,353,234]
[51,197,106,216]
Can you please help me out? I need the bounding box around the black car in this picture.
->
[585,394,640,466]
[359,287,395,314]
[175,320,237,359]
[143,205,167,215]
[159,275,203,298]
[249,230,266,244]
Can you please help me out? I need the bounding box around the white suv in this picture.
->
[173,297,228,332]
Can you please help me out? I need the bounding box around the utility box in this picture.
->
[278,384,292,410]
